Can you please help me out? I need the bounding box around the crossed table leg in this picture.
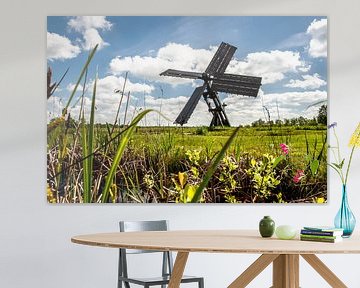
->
[168,252,348,288]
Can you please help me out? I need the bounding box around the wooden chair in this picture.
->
[118,220,204,288]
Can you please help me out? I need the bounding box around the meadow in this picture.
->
[47,45,327,204]
[47,123,327,204]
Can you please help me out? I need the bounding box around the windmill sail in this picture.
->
[174,85,206,125]
[160,69,202,80]
[205,42,237,75]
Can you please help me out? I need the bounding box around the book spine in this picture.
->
[303,227,343,232]
[301,234,337,240]
[301,230,336,236]
[300,236,337,243]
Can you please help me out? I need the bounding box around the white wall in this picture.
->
[1,1,360,287]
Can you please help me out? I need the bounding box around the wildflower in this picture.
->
[144,173,155,189]
[178,172,187,189]
[47,186,56,203]
[348,123,360,148]
[329,122,360,186]
[315,197,325,204]
[328,122,337,129]
[293,169,305,183]
[279,143,289,155]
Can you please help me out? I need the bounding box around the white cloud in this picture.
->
[141,95,211,126]
[95,75,154,95]
[47,32,80,61]
[307,18,327,58]
[226,50,306,84]
[47,95,64,121]
[59,88,137,125]
[67,75,154,94]
[56,75,155,124]
[298,65,312,73]
[262,90,327,112]
[285,73,327,89]
[81,28,109,51]
[110,43,308,86]
[68,16,112,31]
[67,83,84,92]
[68,16,112,50]
[222,90,327,125]
[110,43,216,85]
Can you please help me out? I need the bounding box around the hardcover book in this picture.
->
[301,228,343,237]
[303,226,343,232]
[300,236,343,243]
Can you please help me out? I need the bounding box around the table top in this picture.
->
[71,230,360,254]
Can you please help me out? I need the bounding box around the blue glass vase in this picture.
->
[334,185,356,237]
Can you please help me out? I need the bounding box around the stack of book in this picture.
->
[300,226,344,243]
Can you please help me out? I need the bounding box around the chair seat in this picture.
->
[119,274,203,286]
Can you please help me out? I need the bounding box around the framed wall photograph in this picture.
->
[47,16,328,204]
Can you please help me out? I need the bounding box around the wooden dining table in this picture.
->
[71,230,360,288]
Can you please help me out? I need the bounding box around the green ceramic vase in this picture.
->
[259,216,275,237]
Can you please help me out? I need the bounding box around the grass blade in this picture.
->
[82,71,98,202]
[81,113,89,202]
[62,44,98,116]
[101,109,155,202]
[190,126,241,203]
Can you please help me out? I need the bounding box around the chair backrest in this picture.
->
[119,220,168,254]
[118,220,174,283]
[120,220,168,232]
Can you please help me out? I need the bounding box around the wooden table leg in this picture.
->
[272,254,299,288]
[168,252,189,288]
[228,254,279,288]
[301,254,347,288]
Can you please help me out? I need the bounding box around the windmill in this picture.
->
[160,42,262,127]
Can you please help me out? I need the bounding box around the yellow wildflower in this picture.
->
[178,172,187,189]
[349,122,360,148]
[315,197,325,204]
[47,185,57,203]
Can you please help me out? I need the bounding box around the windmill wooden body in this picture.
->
[160,42,262,127]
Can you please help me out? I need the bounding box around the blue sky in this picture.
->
[47,16,327,126]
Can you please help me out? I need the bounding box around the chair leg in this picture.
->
[199,278,204,288]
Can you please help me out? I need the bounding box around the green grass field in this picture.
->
[47,123,327,204]
[131,125,326,160]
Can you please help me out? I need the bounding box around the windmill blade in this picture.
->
[215,73,262,85]
[205,42,237,75]
[211,83,260,97]
[174,85,206,125]
[212,74,262,97]
[160,69,202,80]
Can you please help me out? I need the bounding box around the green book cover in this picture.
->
[300,234,339,240]
[300,236,342,243]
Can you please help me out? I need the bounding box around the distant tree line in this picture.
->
[249,105,327,128]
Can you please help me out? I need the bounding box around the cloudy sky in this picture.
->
[47,16,327,126]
